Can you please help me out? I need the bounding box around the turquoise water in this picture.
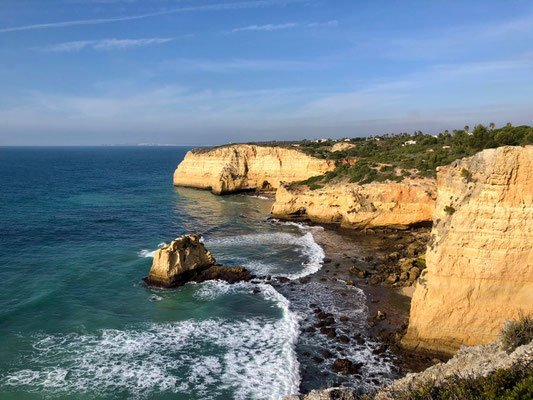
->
[0,147,328,400]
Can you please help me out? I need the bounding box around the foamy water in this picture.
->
[2,283,300,400]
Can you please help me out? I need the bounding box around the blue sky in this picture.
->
[0,0,532,145]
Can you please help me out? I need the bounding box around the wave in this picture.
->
[1,283,300,400]
[138,242,166,258]
[205,230,324,280]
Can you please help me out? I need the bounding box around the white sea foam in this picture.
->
[247,194,270,200]
[1,283,300,400]
[205,230,324,280]
[138,242,166,258]
[138,249,156,258]
[289,281,395,391]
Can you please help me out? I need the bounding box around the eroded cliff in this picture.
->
[402,145,533,355]
[173,144,335,194]
[271,180,436,229]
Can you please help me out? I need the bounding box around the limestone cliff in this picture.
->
[173,144,335,194]
[271,180,436,229]
[402,146,533,355]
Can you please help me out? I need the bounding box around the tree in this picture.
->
[506,122,513,128]
[489,122,495,131]
[444,129,450,136]
[464,125,470,134]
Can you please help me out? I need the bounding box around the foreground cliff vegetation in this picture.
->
[501,314,533,354]
[292,124,533,186]
[391,363,533,400]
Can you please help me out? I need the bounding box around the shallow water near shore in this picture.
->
[0,147,395,399]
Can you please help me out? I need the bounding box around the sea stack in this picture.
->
[144,234,253,287]
[144,234,216,287]
[402,145,533,354]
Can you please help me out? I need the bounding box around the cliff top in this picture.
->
[189,124,532,187]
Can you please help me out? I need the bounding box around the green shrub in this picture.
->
[444,205,455,215]
[460,168,473,182]
[416,258,427,269]
[308,183,324,190]
[500,314,533,353]
[393,361,533,400]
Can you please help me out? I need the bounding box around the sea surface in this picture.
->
[0,147,392,400]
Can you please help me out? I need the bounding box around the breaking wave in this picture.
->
[1,284,300,400]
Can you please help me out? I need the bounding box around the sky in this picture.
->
[0,0,532,145]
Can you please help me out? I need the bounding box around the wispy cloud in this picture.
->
[166,58,321,72]
[306,20,338,28]
[41,38,173,52]
[232,20,337,32]
[0,0,303,33]
[232,23,298,32]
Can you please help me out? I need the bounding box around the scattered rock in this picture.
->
[331,359,363,375]
[339,335,350,344]
[376,311,387,321]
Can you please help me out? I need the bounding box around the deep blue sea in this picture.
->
[0,147,336,400]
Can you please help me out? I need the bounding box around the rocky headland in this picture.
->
[271,180,435,230]
[143,234,253,287]
[173,144,335,194]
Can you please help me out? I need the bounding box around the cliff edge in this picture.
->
[173,144,335,194]
[402,145,533,354]
[271,180,436,230]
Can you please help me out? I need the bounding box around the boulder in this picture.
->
[331,359,363,375]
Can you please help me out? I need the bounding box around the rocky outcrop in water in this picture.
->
[271,180,436,229]
[143,234,252,287]
[402,146,533,354]
[173,144,335,194]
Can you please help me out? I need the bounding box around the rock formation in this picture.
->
[271,180,436,229]
[402,146,533,354]
[331,142,355,152]
[173,144,335,194]
[144,234,252,287]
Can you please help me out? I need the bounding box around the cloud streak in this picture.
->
[0,0,302,33]
[232,20,337,32]
[42,38,173,52]
[232,23,298,32]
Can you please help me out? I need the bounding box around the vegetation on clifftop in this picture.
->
[293,124,533,185]
[189,124,532,186]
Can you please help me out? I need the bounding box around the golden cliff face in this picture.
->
[173,145,335,194]
[403,146,533,355]
[271,179,436,229]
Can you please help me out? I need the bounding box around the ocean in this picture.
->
[0,147,394,399]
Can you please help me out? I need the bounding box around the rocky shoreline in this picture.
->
[264,217,448,396]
